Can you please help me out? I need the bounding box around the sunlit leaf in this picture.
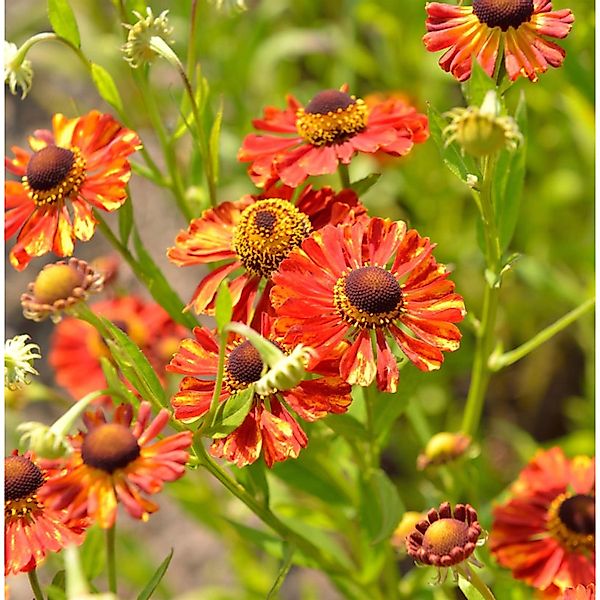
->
[47,0,80,47]
[91,63,123,113]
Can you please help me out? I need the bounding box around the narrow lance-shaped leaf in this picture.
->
[209,99,224,186]
[47,0,81,48]
[136,549,174,600]
[90,63,124,113]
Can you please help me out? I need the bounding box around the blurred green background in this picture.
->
[6,0,594,598]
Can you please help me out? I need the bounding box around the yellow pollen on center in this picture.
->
[33,264,84,305]
[296,89,369,146]
[422,519,469,556]
[23,145,86,207]
[232,199,312,279]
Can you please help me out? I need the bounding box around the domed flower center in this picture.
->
[548,492,595,552]
[334,266,403,329]
[32,264,84,305]
[296,89,368,146]
[225,341,265,390]
[473,0,534,31]
[23,145,86,206]
[81,423,140,473]
[422,518,469,556]
[5,455,44,501]
[233,199,312,279]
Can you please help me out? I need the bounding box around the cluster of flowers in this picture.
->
[4,2,592,598]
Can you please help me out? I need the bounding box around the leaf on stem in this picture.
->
[205,386,254,438]
[463,58,496,106]
[118,196,134,245]
[360,469,404,544]
[350,172,381,196]
[214,281,233,333]
[47,0,81,48]
[136,549,174,600]
[209,99,224,186]
[91,63,124,113]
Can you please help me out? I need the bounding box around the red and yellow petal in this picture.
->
[282,377,351,422]
[210,408,263,468]
[260,400,308,468]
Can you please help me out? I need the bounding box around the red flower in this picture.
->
[271,217,465,392]
[40,402,192,529]
[5,111,141,270]
[167,316,351,468]
[5,451,85,576]
[167,184,366,322]
[424,0,574,82]
[49,296,187,402]
[559,585,595,600]
[490,447,595,597]
[238,86,428,188]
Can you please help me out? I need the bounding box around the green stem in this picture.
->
[186,0,201,81]
[106,525,117,593]
[202,332,228,431]
[362,384,377,473]
[192,439,346,575]
[28,568,45,600]
[455,565,497,600]
[490,297,595,371]
[461,156,501,437]
[339,163,352,189]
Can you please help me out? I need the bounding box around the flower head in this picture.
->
[4,41,33,99]
[21,257,104,322]
[424,0,575,82]
[406,502,484,579]
[121,8,174,68]
[417,432,472,470]
[271,217,465,393]
[167,183,367,321]
[39,402,193,529]
[444,91,522,158]
[4,334,41,390]
[490,447,595,596]
[167,316,351,468]
[238,86,428,188]
[5,451,85,575]
[5,111,141,270]
[48,296,188,403]
[560,585,596,600]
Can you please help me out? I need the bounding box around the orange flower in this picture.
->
[39,402,192,529]
[559,585,595,600]
[424,0,574,82]
[5,110,141,270]
[271,217,465,392]
[5,451,86,576]
[48,296,187,402]
[167,183,366,322]
[490,447,595,597]
[238,86,428,188]
[167,316,351,468]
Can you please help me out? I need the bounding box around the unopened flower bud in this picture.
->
[4,334,41,390]
[417,432,472,470]
[444,91,522,158]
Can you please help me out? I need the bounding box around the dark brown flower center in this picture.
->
[226,341,264,386]
[344,267,402,314]
[422,518,469,555]
[5,455,44,501]
[81,423,140,473]
[305,90,356,115]
[253,210,277,234]
[473,0,534,31]
[559,494,595,536]
[26,145,75,191]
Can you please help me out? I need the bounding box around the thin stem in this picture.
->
[490,297,595,371]
[362,384,377,473]
[339,163,352,189]
[106,525,117,593]
[202,332,228,430]
[461,156,501,437]
[455,565,497,600]
[28,568,45,600]
[192,438,346,575]
[186,0,201,82]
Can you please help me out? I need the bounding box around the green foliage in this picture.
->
[47,0,80,47]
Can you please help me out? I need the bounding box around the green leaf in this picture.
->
[209,100,224,185]
[350,172,381,196]
[96,316,167,408]
[232,459,270,508]
[207,387,254,438]
[428,103,479,184]
[100,357,138,404]
[372,369,416,444]
[118,196,134,245]
[132,229,197,330]
[90,63,123,113]
[458,576,487,600]
[494,92,527,253]
[360,469,404,544]
[136,548,174,600]
[266,544,295,600]
[214,281,233,333]
[80,524,105,580]
[325,413,367,442]
[47,0,80,47]
[464,58,495,106]
[46,571,66,600]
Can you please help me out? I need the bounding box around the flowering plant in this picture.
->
[5,1,593,599]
